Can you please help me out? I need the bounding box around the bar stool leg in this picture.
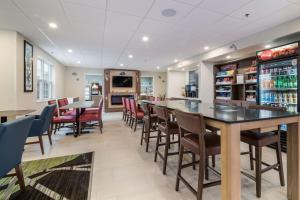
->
[212,155,216,168]
[255,146,262,198]
[140,121,145,145]
[145,121,150,152]
[205,156,209,180]
[154,130,161,162]
[197,153,205,200]
[163,133,170,175]
[192,153,196,170]
[176,145,184,191]
[276,141,285,186]
[249,145,254,170]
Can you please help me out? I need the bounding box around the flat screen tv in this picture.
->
[112,76,133,87]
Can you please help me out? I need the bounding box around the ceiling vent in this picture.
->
[161,9,177,17]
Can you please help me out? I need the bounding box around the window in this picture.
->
[37,59,54,100]
[141,77,154,96]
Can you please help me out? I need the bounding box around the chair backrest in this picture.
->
[39,104,56,133]
[0,116,34,178]
[98,98,104,118]
[140,102,150,116]
[48,100,58,116]
[64,98,69,105]
[122,97,126,110]
[154,106,170,122]
[175,110,206,154]
[125,98,131,113]
[130,99,137,114]
[57,98,67,108]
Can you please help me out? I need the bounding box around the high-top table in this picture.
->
[61,101,95,137]
[143,99,300,200]
[0,109,35,123]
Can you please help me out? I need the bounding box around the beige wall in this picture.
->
[0,30,65,111]
[64,67,103,101]
[198,62,214,103]
[0,31,17,110]
[141,71,167,97]
[166,71,188,98]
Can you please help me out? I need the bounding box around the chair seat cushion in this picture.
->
[62,110,76,116]
[241,130,278,147]
[53,115,75,123]
[84,109,98,114]
[79,113,99,122]
[134,111,144,119]
[181,133,220,155]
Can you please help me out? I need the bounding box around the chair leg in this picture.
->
[154,130,161,162]
[163,134,170,175]
[212,155,216,168]
[192,153,196,170]
[249,145,254,170]
[255,146,262,198]
[15,165,25,193]
[176,145,184,191]
[54,123,58,134]
[134,118,138,132]
[99,119,103,133]
[38,136,44,155]
[140,121,145,146]
[205,156,209,180]
[47,129,53,146]
[276,142,285,186]
[145,122,151,152]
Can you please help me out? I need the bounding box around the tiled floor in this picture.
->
[23,112,288,200]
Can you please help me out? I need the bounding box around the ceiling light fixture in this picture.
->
[204,46,209,50]
[128,54,133,59]
[156,66,160,69]
[265,44,271,48]
[142,36,149,42]
[77,61,81,64]
[168,67,171,71]
[48,22,57,29]
[182,68,185,71]
[68,49,73,53]
[226,55,231,59]
[174,59,178,63]
[120,63,124,67]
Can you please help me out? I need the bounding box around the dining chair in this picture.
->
[129,99,144,131]
[122,97,127,121]
[26,105,56,154]
[140,102,158,152]
[0,116,35,192]
[153,106,180,175]
[240,104,285,198]
[175,110,221,200]
[125,98,132,125]
[79,98,103,134]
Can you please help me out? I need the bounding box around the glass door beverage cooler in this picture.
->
[257,42,299,112]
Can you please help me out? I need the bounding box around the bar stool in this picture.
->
[140,102,158,152]
[153,106,180,174]
[175,110,221,200]
[241,105,285,198]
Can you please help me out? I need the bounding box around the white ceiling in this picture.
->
[0,0,300,71]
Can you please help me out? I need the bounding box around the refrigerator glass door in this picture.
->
[259,58,298,112]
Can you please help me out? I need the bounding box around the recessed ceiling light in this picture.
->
[48,22,57,29]
[128,54,133,59]
[77,61,81,64]
[204,46,209,50]
[168,67,171,71]
[182,68,185,71]
[156,66,160,69]
[68,49,73,53]
[174,59,178,63]
[265,44,271,48]
[142,36,149,42]
[162,9,177,17]
[226,55,231,59]
[120,63,124,67]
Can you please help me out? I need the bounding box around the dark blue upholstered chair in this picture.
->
[26,105,56,155]
[0,116,34,192]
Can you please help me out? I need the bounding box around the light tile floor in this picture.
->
[23,112,288,200]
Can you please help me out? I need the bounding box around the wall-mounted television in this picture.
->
[112,76,133,88]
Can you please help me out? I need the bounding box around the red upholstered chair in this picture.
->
[129,99,144,132]
[125,98,132,125]
[48,100,58,117]
[122,97,127,121]
[57,98,76,116]
[52,115,76,135]
[79,99,103,134]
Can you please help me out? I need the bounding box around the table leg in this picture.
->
[287,119,300,200]
[75,108,80,137]
[221,123,241,200]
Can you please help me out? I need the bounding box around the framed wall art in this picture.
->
[24,40,33,92]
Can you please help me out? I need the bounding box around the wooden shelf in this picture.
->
[216,90,231,93]
[216,82,233,86]
[216,74,234,78]
[245,90,256,93]
[245,71,257,75]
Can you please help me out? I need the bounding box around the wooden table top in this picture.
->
[61,101,95,109]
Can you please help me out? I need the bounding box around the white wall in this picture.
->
[141,71,167,97]
[166,71,188,98]
[64,67,103,101]
[0,30,65,111]
[198,62,214,103]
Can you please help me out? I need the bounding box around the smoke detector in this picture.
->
[162,9,177,17]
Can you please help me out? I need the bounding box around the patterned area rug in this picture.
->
[0,152,94,200]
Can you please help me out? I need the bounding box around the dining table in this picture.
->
[61,101,95,137]
[0,109,35,123]
[142,99,300,200]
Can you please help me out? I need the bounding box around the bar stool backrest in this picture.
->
[154,106,170,123]
[140,102,150,116]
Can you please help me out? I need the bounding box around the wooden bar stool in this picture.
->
[241,105,285,198]
[175,110,221,200]
[140,102,158,152]
[153,106,180,175]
